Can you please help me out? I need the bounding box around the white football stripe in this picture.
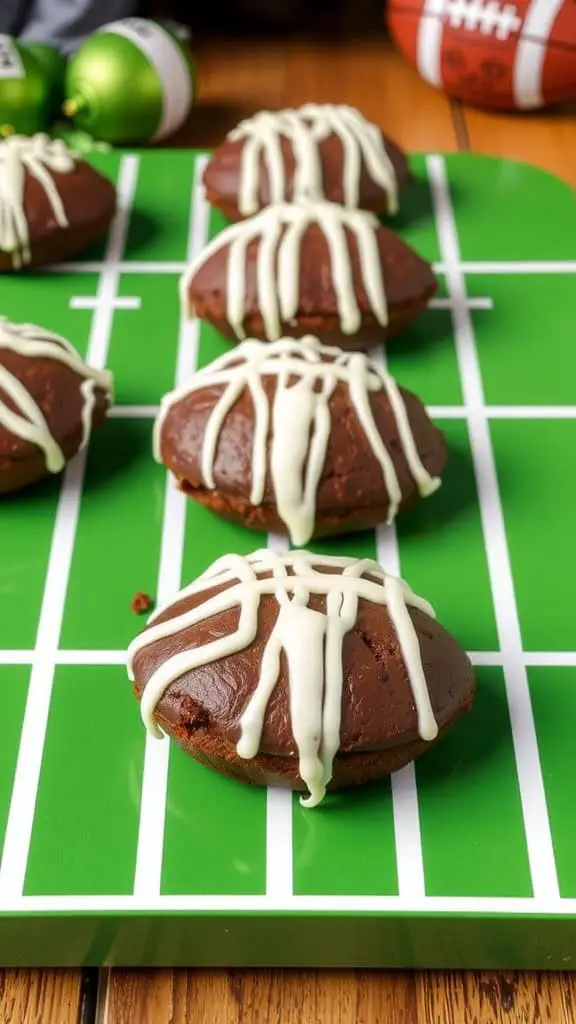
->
[417,0,447,88]
[514,0,566,109]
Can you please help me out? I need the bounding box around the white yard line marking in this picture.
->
[0,650,126,665]
[428,154,560,903]
[70,296,141,311]
[265,785,294,900]
[435,260,576,275]
[0,156,140,905]
[427,406,466,420]
[373,338,426,902]
[429,297,493,311]
[47,261,189,274]
[523,653,576,668]
[377,522,426,900]
[132,156,211,902]
[486,406,576,419]
[468,651,507,667]
[5,892,576,914]
[429,407,576,420]
[390,761,425,900]
[264,533,294,900]
[108,405,161,419]
[57,649,126,665]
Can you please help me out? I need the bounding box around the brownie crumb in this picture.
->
[131,591,154,615]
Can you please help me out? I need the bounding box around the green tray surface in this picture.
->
[0,148,575,968]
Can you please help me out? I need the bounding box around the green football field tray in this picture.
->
[0,148,575,969]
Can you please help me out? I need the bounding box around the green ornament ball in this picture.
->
[0,35,53,136]
[24,43,67,114]
[64,17,196,145]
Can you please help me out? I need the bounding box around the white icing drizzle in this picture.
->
[154,336,441,546]
[0,133,77,268]
[0,317,114,471]
[227,104,399,217]
[180,200,390,341]
[127,549,439,808]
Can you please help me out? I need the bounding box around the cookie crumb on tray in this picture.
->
[131,592,154,615]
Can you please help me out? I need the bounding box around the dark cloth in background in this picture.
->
[0,0,137,53]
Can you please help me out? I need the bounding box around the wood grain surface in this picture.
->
[0,970,85,1024]
[1,31,574,1024]
[99,968,576,1023]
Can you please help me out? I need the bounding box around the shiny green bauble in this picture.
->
[24,43,67,115]
[0,36,52,136]
[64,18,196,145]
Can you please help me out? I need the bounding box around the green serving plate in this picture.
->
[0,149,575,968]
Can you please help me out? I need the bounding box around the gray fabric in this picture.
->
[18,0,138,54]
[0,0,31,35]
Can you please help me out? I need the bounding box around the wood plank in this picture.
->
[174,38,459,153]
[463,103,576,188]
[0,970,82,1024]
[104,968,418,1024]
[282,41,458,152]
[416,970,576,1024]
[102,970,184,1024]
[172,38,289,147]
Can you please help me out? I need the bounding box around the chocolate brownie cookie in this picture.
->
[0,317,113,493]
[154,336,445,545]
[0,133,116,271]
[128,549,476,807]
[180,201,437,350]
[203,104,410,220]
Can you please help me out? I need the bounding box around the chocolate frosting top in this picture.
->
[0,134,116,267]
[158,346,446,518]
[131,558,475,759]
[24,160,116,242]
[187,219,437,327]
[204,126,410,215]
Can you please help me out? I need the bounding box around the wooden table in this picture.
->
[1,32,575,1024]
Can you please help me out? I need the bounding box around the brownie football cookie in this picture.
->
[0,133,116,270]
[154,336,445,545]
[0,317,113,493]
[203,103,410,220]
[180,200,437,349]
[128,549,476,807]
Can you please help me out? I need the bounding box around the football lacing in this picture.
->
[443,0,522,40]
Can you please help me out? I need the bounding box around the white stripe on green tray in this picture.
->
[133,155,210,902]
[372,343,426,902]
[427,154,559,902]
[159,163,269,898]
[0,155,140,903]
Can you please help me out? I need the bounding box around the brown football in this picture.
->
[203,103,411,220]
[0,133,116,272]
[128,549,476,807]
[155,336,446,546]
[181,201,437,351]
